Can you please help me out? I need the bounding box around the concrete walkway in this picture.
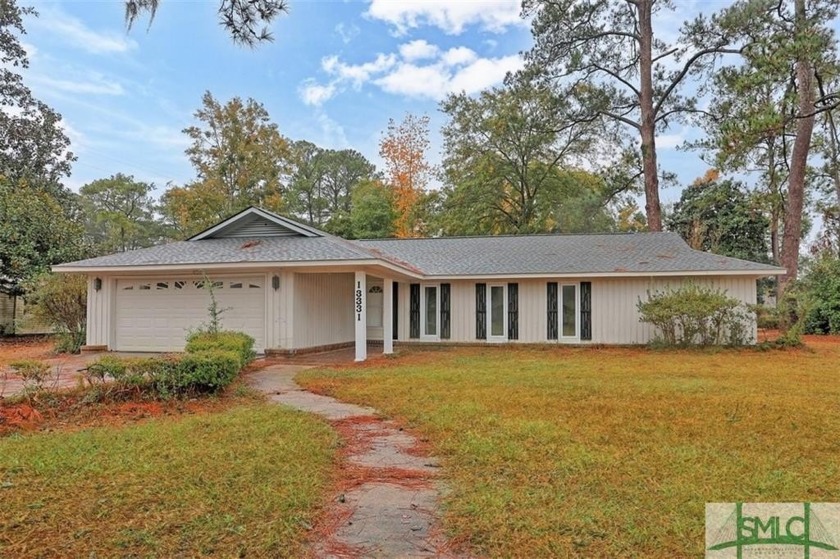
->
[248,365,467,559]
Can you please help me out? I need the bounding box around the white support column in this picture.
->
[354,271,367,362]
[383,279,394,355]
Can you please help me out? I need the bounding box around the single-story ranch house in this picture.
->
[54,207,785,360]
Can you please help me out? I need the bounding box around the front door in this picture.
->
[488,284,507,342]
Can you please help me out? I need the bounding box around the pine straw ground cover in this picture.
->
[297,339,840,558]
[0,396,337,557]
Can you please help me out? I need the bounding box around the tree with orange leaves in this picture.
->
[378,113,432,238]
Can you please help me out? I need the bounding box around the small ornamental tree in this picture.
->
[637,283,753,346]
[25,273,87,353]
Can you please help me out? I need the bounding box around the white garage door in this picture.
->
[115,277,266,352]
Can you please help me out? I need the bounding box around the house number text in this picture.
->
[355,282,363,321]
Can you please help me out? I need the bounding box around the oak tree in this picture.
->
[161,92,291,237]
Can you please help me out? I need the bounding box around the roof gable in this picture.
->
[189,207,325,240]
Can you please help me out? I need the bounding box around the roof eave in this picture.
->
[52,258,425,279]
[421,269,786,280]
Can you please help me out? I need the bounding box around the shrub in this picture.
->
[87,350,241,399]
[173,350,241,394]
[55,331,86,354]
[23,273,87,354]
[795,256,840,334]
[637,283,753,346]
[753,305,781,330]
[185,331,256,368]
[84,355,125,385]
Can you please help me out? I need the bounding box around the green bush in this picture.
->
[54,330,86,354]
[185,331,256,368]
[796,257,840,334]
[753,305,781,330]
[85,355,125,385]
[637,283,753,346]
[87,350,241,399]
[173,350,241,393]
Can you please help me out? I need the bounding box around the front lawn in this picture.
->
[0,403,336,557]
[298,340,840,558]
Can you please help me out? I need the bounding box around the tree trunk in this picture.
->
[637,0,662,231]
[780,0,817,293]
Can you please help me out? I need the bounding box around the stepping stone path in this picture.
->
[248,365,469,559]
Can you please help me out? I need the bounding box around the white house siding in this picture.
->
[292,272,355,349]
[396,276,758,345]
[86,275,114,347]
[590,276,758,344]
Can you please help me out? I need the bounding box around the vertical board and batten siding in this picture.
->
[292,272,355,349]
[394,279,546,343]
[395,276,758,345]
[589,276,758,344]
[86,275,114,347]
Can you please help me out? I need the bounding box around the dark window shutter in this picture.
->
[440,283,451,339]
[392,282,399,341]
[409,283,420,339]
[507,283,519,340]
[547,282,559,340]
[475,283,487,340]
[580,281,592,341]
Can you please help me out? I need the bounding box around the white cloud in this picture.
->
[366,0,524,35]
[322,53,398,88]
[441,46,478,67]
[31,74,125,96]
[448,55,522,93]
[315,111,350,148]
[298,79,337,107]
[335,22,360,44]
[300,38,523,105]
[34,8,137,54]
[374,63,451,98]
[398,39,439,61]
[375,54,522,99]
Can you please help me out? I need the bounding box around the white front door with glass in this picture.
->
[421,284,440,339]
[488,284,507,342]
[560,284,578,339]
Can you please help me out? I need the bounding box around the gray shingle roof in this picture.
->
[55,236,377,268]
[56,230,783,277]
[356,232,783,276]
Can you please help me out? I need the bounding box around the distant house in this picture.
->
[54,207,784,360]
[0,281,51,336]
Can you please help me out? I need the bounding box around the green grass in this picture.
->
[297,342,840,558]
[0,403,337,558]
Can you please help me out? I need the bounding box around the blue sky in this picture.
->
[20,0,753,205]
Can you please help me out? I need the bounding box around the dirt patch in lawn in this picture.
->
[0,336,53,365]
[0,381,263,437]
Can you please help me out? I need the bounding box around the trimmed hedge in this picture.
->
[86,330,255,398]
[185,331,256,368]
[175,350,240,393]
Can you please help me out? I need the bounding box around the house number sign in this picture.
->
[355,281,363,321]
